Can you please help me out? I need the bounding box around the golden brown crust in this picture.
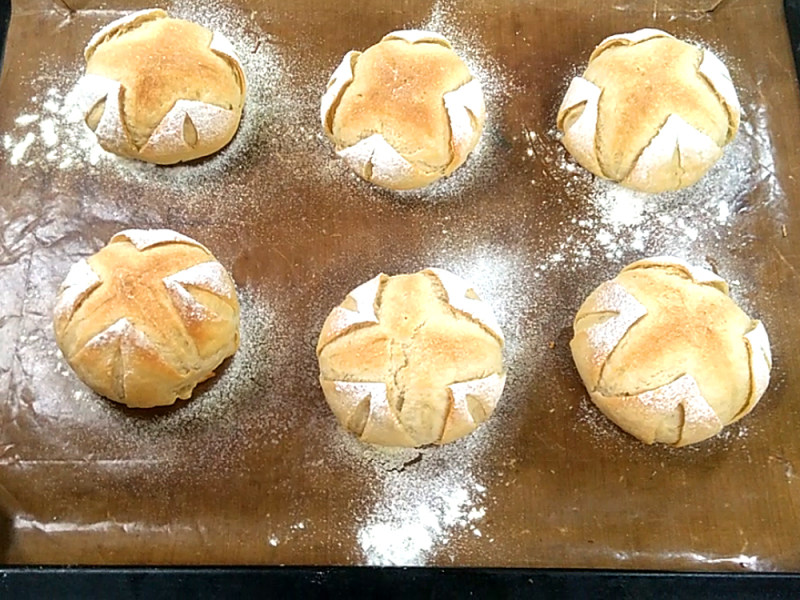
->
[84,10,245,164]
[333,39,470,167]
[557,29,739,193]
[570,256,771,446]
[317,269,505,446]
[53,229,240,408]
[586,36,728,180]
[322,30,486,190]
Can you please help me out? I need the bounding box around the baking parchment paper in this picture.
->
[0,0,799,569]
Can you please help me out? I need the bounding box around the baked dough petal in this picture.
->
[138,100,238,162]
[571,281,647,390]
[322,380,417,447]
[623,255,728,293]
[162,261,239,360]
[320,50,359,137]
[440,372,507,445]
[163,278,216,323]
[53,259,102,335]
[622,114,722,192]
[336,134,417,189]
[81,74,131,156]
[163,261,236,298]
[163,261,234,322]
[427,268,504,342]
[209,30,238,59]
[739,321,773,420]
[589,28,673,61]
[73,317,181,407]
[443,79,486,175]
[699,49,741,136]
[317,274,383,350]
[111,228,211,252]
[381,29,451,46]
[593,374,722,446]
[208,31,247,98]
[557,77,603,177]
[84,8,167,60]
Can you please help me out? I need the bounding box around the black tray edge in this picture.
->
[2,566,800,599]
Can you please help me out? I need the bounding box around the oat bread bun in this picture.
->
[53,229,240,408]
[81,9,246,164]
[557,29,740,193]
[571,256,771,447]
[316,268,505,447]
[321,30,486,190]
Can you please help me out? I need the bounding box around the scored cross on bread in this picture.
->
[570,256,771,446]
[80,9,246,164]
[316,268,505,447]
[321,30,486,190]
[557,29,740,193]
[53,229,240,408]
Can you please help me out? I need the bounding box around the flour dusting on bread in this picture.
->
[111,228,209,251]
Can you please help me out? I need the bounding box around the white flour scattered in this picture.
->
[3,84,105,168]
[304,6,529,563]
[358,469,487,566]
[8,131,35,165]
[534,36,776,276]
[336,428,493,566]
[15,114,39,127]
[532,115,765,270]
[325,383,504,566]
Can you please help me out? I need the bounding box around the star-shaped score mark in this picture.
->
[558,29,740,191]
[82,9,244,158]
[317,269,505,447]
[54,230,238,405]
[571,257,771,446]
[321,30,485,189]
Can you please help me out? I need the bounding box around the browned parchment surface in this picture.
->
[1,0,799,569]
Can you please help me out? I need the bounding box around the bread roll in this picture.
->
[557,29,740,193]
[81,9,246,164]
[571,256,771,446]
[317,268,505,446]
[321,30,486,190]
[53,229,240,408]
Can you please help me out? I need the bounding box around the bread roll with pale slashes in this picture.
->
[557,29,740,193]
[321,30,486,190]
[571,256,771,447]
[54,229,240,408]
[81,9,246,164]
[317,268,505,447]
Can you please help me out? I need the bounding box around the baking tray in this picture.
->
[2,0,800,591]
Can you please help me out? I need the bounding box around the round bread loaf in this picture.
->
[557,29,740,193]
[81,9,246,164]
[321,30,486,190]
[316,268,505,447]
[570,256,771,447]
[53,229,240,408]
